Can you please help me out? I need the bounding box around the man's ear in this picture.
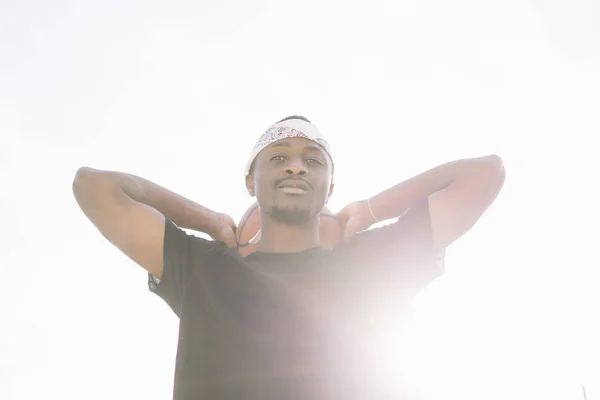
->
[245,174,255,197]
[326,182,334,203]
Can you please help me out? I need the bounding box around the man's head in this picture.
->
[245,116,335,225]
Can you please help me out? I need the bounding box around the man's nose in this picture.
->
[284,157,307,176]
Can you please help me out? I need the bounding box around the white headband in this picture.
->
[244,119,333,177]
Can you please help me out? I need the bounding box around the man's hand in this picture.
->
[334,200,378,243]
[208,213,238,248]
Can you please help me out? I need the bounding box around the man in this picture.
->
[73,115,505,399]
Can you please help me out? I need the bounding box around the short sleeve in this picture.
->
[339,198,444,301]
[147,219,213,316]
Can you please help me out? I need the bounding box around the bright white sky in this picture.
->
[1,0,599,399]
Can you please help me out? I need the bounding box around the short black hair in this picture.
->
[275,115,311,124]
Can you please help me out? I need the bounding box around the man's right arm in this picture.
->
[72,167,230,279]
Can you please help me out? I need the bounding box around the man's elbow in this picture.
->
[73,166,101,188]
[72,167,104,201]
[477,154,506,191]
[454,155,506,208]
[480,154,505,176]
[73,166,87,190]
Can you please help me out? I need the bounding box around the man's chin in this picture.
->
[271,205,313,225]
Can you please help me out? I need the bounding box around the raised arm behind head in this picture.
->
[72,167,236,278]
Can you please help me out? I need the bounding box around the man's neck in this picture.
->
[258,219,320,253]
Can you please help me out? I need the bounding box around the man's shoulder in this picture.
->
[166,220,233,255]
[164,220,243,275]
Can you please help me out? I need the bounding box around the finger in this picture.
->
[343,217,360,242]
[333,213,348,232]
[216,225,237,248]
[223,231,238,248]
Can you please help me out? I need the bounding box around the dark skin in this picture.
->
[242,137,505,255]
[73,133,504,279]
[244,138,335,253]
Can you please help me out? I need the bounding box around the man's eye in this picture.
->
[307,158,323,165]
[270,156,285,161]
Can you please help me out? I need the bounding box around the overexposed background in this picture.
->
[1,0,598,399]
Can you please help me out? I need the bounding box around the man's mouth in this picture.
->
[279,187,308,195]
[278,179,309,194]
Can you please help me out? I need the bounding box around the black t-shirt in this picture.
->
[148,200,444,400]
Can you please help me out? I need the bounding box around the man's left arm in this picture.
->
[337,155,506,253]
[425,155,505,251]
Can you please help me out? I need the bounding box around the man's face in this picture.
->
[246,137,334,224]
